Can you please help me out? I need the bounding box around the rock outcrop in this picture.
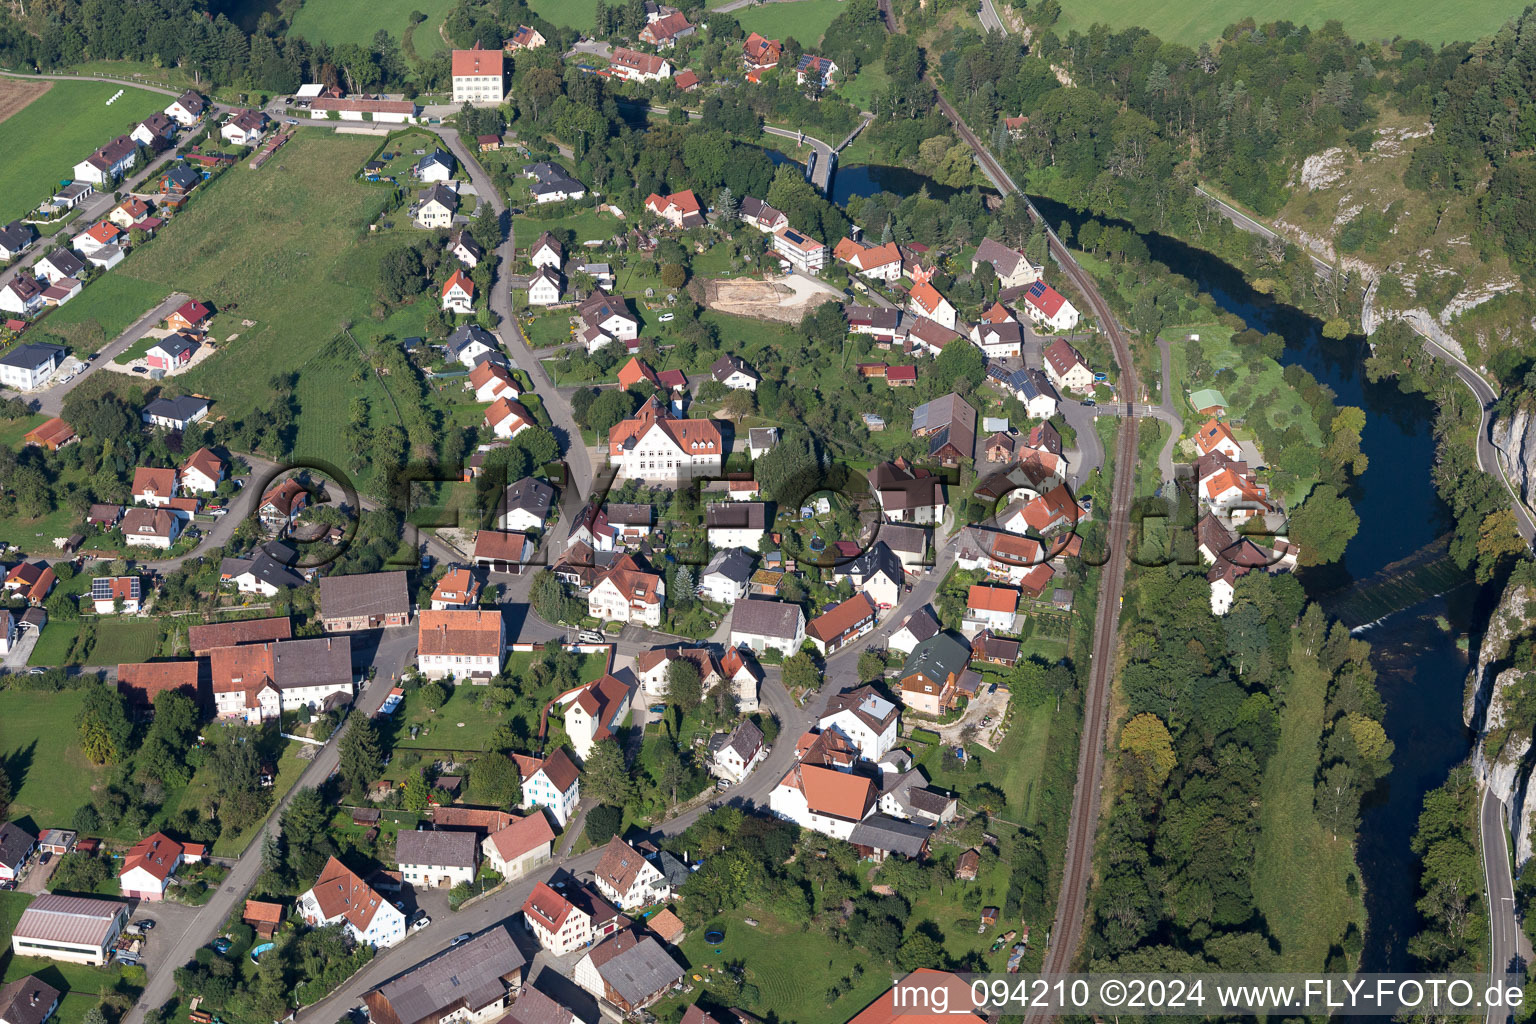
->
[1468,580,1536,868]
[1493,406,1536,510]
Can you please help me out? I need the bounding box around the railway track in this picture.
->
[931,73,1144,993]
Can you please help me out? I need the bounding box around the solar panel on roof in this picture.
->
[1028,281,1046,297]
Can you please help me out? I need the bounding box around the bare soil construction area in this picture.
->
[698,274,840,322]
[0,78,51,124]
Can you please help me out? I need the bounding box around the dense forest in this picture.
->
[1089,567,1389,972]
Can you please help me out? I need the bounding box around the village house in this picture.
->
[448,323,499,366]
[833,238,903,281]
[505,25,546,49]
[128,112,176,149]
[908,281,958,331]
[219,544,306,597]
[1023,280,1080,331]
[452,46,507,104]
[364,926,524,1023]
[1194,417,1245,460]
[769,761,875,840]
[473,530,535,574]
[608,397,722,483]
[319,571,412,631]
[0,823,36,884]
[971,320,1026,359]
[644,190,704,229]
[165,90,206,125]
[71,220,120,257]
[867,459,945,524]
[593,837,668,909]
[259,478,309,528]
[442,269,475,314]
[0,221,35,261]
[911,392,976,466]
[73,136,138,185]
[431,568,482,610]
[481,811,556,881]
[132,466,177,506]
[4,562,55,606]
[698,546,755,603]
[529,231,564,271]
[730,598,805,656]
[573,930,685,1014]
[972,237,1043,289]
[416,608,505,679]
[108,197,153,230]
[144,334,197,372]
[637,646,721,701]
[221,110,269,146]
[34,249,84,285]
[500,476,555,532]
[705,501,768,549]
[795,54,838,88]
[772,225,829,272]
[898,632,972,716]
[552,674,632,761]
[1042,338,1094,392]
[470,360,520,404]
[964,584,1020,634]
[90,575,140,614]
[119,832,203,901]
[639,10,694,45]
[608,48,673,83]
[522,880,622,955]
[888,605,940,655]
[742,32,782,71]
[142,395,210,430]
[396,829,478,890]
[807,593,879,655]
[587,554,665,627]
[120,507,181,549]
[831,541,905,610]
[710,353,760,391]
[298,860,404,950]
[577,291,639,351]
[739,196,787,234]
[712,718,766,782]
[308,96,420,123]
[449,229,483,268]
[527,267,563,305]
[209,636,353,721]
[522,162,587,204]
[187,616,291,655]
[0,278,44,317]
[416,184,459,229]
[513,748,582,826]
[0,974,60,1024]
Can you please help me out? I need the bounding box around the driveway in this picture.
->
[2,629,39,671]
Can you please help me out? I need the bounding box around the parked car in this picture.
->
[138,919,155,930]
[411,916,431,933]
[658,313,675,323]
[648,704,666,714]
[450,933,471,946]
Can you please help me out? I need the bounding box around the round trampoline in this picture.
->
[704,929,725,944]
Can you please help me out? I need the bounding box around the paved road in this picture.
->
[124,626,420,1024]
[5,292,190,414]
[1483,788,1530,1024]
[433,127,594,500]
[977,0,1006,32]
[762,125,834,192]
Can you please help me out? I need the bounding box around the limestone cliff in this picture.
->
[1493,406,1536,510]
[1468,581,1536,868]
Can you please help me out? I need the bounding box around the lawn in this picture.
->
[736,0,846,44]
[527,0,601,31]
[513,208,623,251]
[288,0,457,56]
[391,685,512,753]
[912,699,1054,822]
[0,955,142,1024]
[110,131,410,493]
[0,690,105,831]
[78,619,164,666]
[840,58,890,111]
[39,272,173,354]
[0,79,167,224]
[27,622,82,667]
[1252,641,1363,969]
[1049,0,1525,48]
[653,907,892,1022]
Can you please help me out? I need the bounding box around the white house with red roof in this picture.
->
[587,554,665,627]
[608,47,672,83]
[644,190,704,229]
[72,220,121,257]
[513,748,582,826]
[221,110,269,146]
[1042,338,1094,393]
[442,270,475,314]
[608,396,722,483]
[833,238,902,282]
[1193,418,1244,460]
[593,837,667,909]
[522,881,621,954]
[451,46,506,104]
[481,812,555,879]
[297,857,405,947]
[552,674,634,761]
[484,397,534,439]
[119,832,203,901]
[907,281,957,331]
[1022,280,1079,331]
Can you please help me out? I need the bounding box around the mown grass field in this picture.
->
[1050,0,1525,47]
[0,80,167,224]
[736,0,846,44]
[527,0,600,31]
[0,690,104,830]
[39,273,172,353]
[110,132,413,490]
[288,0,456,55]
[1252,640,1363,969]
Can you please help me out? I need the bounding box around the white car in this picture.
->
[411,916,431,933]
[208,508,228,517]
[658,313,675,323]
